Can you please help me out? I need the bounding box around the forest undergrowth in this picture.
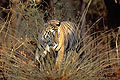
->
[0,0,120,80]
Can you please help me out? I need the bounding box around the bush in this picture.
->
[0,0,120,80]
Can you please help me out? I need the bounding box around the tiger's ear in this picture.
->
[44,23,48,27]
[56,21,61,26]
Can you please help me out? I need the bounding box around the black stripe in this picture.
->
[56,21,61,26]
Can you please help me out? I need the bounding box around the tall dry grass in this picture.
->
[0,0,120,80]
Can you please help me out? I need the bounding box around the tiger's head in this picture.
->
[43,20,61,48]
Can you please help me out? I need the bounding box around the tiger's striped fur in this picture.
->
[35,20,78,69]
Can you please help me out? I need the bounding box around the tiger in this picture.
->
[35,20,78,69]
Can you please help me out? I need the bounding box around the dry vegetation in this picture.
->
[0,0,120,80]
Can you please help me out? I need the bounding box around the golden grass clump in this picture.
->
[0,0,120,80]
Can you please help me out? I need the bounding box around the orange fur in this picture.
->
[36,20,77,69]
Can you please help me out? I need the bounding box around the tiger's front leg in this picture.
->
[55,26,65,70]
[55,45,64,70]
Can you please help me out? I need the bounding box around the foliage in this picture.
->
[0,0,120,80]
